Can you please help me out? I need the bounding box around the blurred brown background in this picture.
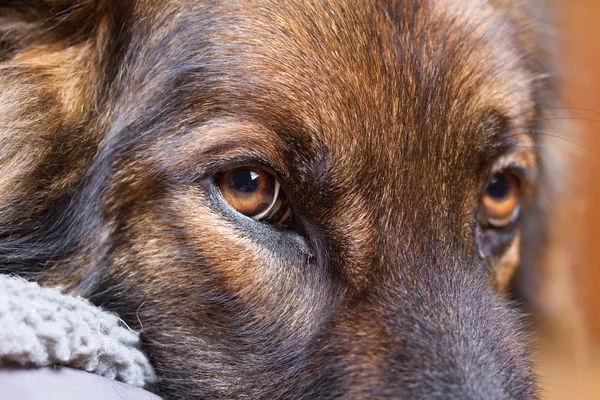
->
[539,1,600,399]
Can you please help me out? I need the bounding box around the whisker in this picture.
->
[510,145,551,151]
[541,116,600,124]
[529,131,591,152]
[540,106,600,116]
[502,131,591,152]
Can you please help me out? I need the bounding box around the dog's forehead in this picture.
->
[138,0,538,200]
[164,0,536,165]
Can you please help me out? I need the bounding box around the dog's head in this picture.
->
[0,1,557,398]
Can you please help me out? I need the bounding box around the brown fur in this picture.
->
[0,1,568,399]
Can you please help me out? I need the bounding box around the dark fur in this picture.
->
[0,1,558,398]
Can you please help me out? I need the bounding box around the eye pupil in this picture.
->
[487,174,510,199]
[230,170,261,193]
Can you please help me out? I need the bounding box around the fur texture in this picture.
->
[0,1,562,398]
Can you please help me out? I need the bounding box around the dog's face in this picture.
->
[0,0,554,398]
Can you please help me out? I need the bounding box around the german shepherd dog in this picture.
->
[0,0,563,399]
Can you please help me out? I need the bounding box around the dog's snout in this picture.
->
[317,264,537,400]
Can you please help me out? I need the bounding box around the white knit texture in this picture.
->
[0,275,156,387]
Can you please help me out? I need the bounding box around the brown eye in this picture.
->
[218,168,292,225]
[481,172,521,228]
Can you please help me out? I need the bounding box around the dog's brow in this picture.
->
[148,119,291,179]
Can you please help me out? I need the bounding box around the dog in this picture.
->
[0,0,566,398]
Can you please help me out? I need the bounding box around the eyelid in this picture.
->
[150,123,290,184]
[490,150,536,180]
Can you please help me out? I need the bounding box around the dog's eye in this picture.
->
[218,168,292,225]
[480,172,521,228]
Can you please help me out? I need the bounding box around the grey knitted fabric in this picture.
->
[0,275,156,388]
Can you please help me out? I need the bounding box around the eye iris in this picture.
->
[217,167,293,226]
[482,172,520,228]
[219,169,274,216]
